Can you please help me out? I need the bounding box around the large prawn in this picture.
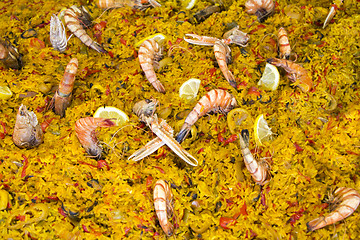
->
[176,89,237,143]
[307,187,360,232]
[74,117,115,159]
[12,104,43,149]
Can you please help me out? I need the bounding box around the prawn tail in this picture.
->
[306,217,323,232]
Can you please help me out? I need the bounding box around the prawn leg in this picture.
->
[128,137,165,161]
[183,34,220,46]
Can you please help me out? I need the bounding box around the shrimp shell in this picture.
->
[50,14,67,53]
[96,0,161,10]
[64,6,106,53]
[138,39,165,93]
[0,39,22,70]
[154,180,174,236]
[245,0,275,22]
[278,27,291,59]
[214,40,237,88]
[307,187,360,232]
[176,89,237,143]
[47,58,78,117]
[12,104,43,149]
[75,117,115,159]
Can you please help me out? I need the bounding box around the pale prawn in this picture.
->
[74,117,115,159]
[176,89,237,143]
[214,40,237,88]
[0,38,22,70]
[307,187,360,232]
[46,58,78,117]
[277,27,291,59]
[266,58,312,92]
[12,104,43,149]
[153,180,174,237]
[245,0,275,22]
[96,0,161,10]
[50,14,68,53]
[64,6,106,53]
[130,99,198,166]
[238,129,269,185]
[138,39,166,93]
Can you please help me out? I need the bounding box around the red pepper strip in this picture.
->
[0,121,7,139]
[97,160,110,170]
[219,216,237,229]
[78,161,97,169]
[108,51,114,58]
[197,148,204,154]
[287,208,305,226]
[41,117,55,132]
[146,176,153,188]
[233,203,248,218]
[293,142,304,152]
[217,132,224,142]
[105,85,111,96]
[224,134,237,146]
[82,224,90,233]
[247,86,261,97]
[154,166,165,173]
[208,68,217,77]
[21,154,29,178]
[58,207,67,218]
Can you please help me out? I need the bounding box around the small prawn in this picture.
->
[12,104,43,149]
[214,40,237,88]
[64,6,106,53]
[47,58,78,117]
[75,117,115,159]
[277,27,291,59]
[307,187,360,232]
[153,180,174,237]
[245,0,275,22]
[238,129,269,185]
[50,14,68,53]
[138,39,165,93]
[266,58,312,92]
[176,89,237,143]
[0,38,22,70]
[96,0,161,10]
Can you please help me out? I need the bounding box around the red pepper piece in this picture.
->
[219,216,237,229]
[293,142,304,152]
[247,86,261,97]
[21,154,29,178]
[97,160,110,170]
[224,134,237,146]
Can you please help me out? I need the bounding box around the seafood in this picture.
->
[96,0,161,10]
[0,38,22,70]
[64,6,106,53]
[47,58,78,117]
[176,89,237,143]
[50,14,68,52]
[277,27,291,59]
[191,4,224,24]
[12,104,43,149]
[153,180,174,236]
[307,187,360,232]
[323,1,343,29]
[183,34,220,46]
[245,0,275,22]
[130,99,198,166]
[222,26,250,47]
[74,117,115,159]
[266,58,312,92]
[214,40,237,88]
[138,39,165,93]
[238,130,269,185]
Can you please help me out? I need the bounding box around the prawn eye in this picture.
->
[145,99,151,103]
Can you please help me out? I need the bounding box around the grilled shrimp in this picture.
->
[96,0,161,10]
[176,89,237,143]
[50,14,68,52]
[238,130,269,185]
[154,180,174,236]
[214,40,237,88]
[266,58,312,92]
[64,6,106,53]
[0,38,22,70]
[307,187,360,232]
[131,99,198,166]
[75,117,115,159]
[278,27,291,59]
[12,104,43,149]
[245,0,275,22]
[138,39,165,93]
[47,58,78,117]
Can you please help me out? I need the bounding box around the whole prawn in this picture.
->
[47,58,78,117]
[307,187,360,232]
[0,38,22,70]
[64,6,106,53]
[50,14,68,53]
[176,89,237,143]
[75,117,115,159]
[277,27,291,59]
[266,58,312,92]
[214,40,237,88]
[238,129,269,185]
[96,0,161,10]
[12,104,43,149]
[138,39,165,93]
[153,180,174,236]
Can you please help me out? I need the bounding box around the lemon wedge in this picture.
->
[0,86,13,100]
[134,33,166,48]
[182,0,197,9]
[253,114,273,146]
[179,78,201,102]
[94,106,129,126]
[227,108,253,135]
[257,63,280,91]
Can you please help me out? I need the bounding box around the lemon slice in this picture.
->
[182,0,197,9]
[254,114,273,146]
[94,106,129,126]
[0,86,13,100]
[179,78,201,102]
[227,108,253,135]
[134,33,166,48]
[257,63,280,91]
